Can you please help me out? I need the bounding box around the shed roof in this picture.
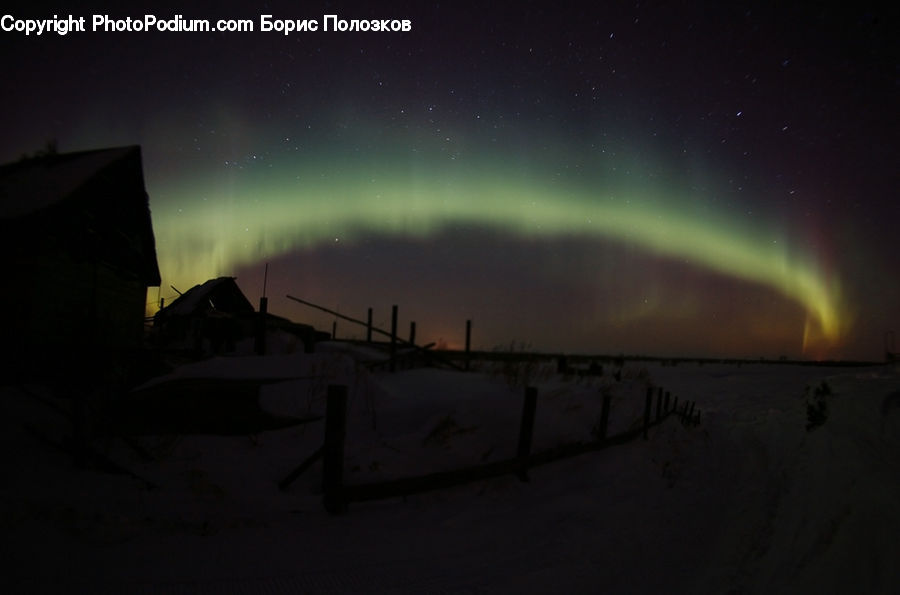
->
[161,277,255,317]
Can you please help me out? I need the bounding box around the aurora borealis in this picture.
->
[1,2,897,360]
[152,148,845,346]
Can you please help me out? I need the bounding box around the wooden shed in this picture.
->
[153,277,253,354]
[0,145,161,380]
[153,277,329,356]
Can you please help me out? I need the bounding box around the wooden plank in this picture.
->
[279,446,323,490]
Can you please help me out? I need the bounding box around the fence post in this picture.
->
[464,319,472,371]
[323,385,349,514]
[255,296,268,355]
[332,321,337,341]
[390,305,398,373]
[643,387,653,440]
[656,387,663,421]
[516,387,538,481]
[367,307,373,343]
[597,392,611,441]
[409,321,416,345]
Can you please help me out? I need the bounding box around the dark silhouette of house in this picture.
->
[153,277,328,355]
[0,145,161,380]
[153,277,253,354]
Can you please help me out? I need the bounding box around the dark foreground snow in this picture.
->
[3,351,899,594]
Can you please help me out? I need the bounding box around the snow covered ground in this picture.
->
[3,347,899,593]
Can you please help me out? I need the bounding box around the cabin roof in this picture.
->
[160,277,255,317]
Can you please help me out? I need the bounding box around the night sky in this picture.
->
[1,1,897,360]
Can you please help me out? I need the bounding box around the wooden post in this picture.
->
[597,392,611,441]
[516,387,538,481]
[390,305,398,373]
[464,319,472,371]
[664,391,670,413]
[643,387,653,440]
[323,385,348,514]
[656,387,663,421]
[332,321,337,341]
[409,321,416,345]
[255,296,268,355]
[366,307,373,343]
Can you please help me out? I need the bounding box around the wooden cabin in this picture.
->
[0,146,161,380]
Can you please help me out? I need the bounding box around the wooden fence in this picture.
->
[282,383,703,514]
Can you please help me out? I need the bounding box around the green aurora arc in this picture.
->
[152,153,846,352]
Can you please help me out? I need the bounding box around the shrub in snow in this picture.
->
[422,414,479,448]
[623,366,650,381]
[489,341,543,389]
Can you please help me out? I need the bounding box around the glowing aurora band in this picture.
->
[153,165,845,348]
